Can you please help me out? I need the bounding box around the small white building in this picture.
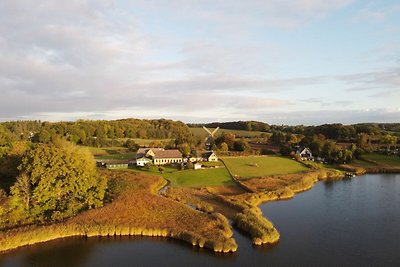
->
[136,157,151,167]
[296,147,314,161]
[194,163,202,170]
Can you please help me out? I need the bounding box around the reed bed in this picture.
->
[233,208,279,245]
[0,170,238,253]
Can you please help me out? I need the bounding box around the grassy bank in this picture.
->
[341,153,400,174]
[0,170,237,253]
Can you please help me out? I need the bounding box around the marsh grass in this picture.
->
[0,170,237,253]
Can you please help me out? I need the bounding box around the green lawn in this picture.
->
[112,138,173,146]
[83,146,136,160]
[85,146,125,156]
[362,153,400,166]
[95,152,136,161]
[200,161,224,167]
[129,166,179,176]
[222,156,308,179]
[163,167,234,187]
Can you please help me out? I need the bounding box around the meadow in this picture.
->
[164,167,235,187]
[362,153,400,166]
[86,146,136,160]
[222,156,309,179]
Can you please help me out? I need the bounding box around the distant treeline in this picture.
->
[189,121,271,132]
[0,119,193,147]
[189,121,400,141]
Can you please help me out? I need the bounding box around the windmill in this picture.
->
[203,126,219,151]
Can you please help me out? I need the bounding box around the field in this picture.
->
[222,156,309,179]
[84,147,136,160]
[362,153,400,166]
[164,167,235,187]
[111,138,173,146]
[190,127,266,138]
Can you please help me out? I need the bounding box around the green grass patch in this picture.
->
[111,138,173,146]
[85,146,125,156]
[95,152,136,161]
[129,166,179,176]
[164,168,235,187]
[83,146,136,161]
[222,156,308,179]
[201,161,224,167]
[362,153,400,166]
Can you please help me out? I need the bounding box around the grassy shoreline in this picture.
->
[2,157,398,255]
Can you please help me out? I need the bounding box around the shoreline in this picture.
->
[1,166,399,255]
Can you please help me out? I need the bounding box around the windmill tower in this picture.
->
[203,126,219,151]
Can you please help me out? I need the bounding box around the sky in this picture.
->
[0,0,399,125]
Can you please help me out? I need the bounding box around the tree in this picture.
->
[178,143,191,157]
[38,129,51,143]
[125,139,139,151]
[215,133,235,150]
[233,139,250,152]
[9,141,107,223]
[381,134,397,151]
[220,142,229,153]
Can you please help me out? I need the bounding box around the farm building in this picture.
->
[97,160,130,169]
[136,147,183,166]
[153,149,183,165]
[136,157,151,167]
[296,147,314,161]
[202,151,218,162]
[187,151,219,163]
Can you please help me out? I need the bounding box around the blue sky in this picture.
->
[0,0,399,125]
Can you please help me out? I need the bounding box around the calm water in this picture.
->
[1,174,399,267]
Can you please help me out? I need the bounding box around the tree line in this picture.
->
[0,118,193,148]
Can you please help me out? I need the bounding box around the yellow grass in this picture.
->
[0,170,237,253]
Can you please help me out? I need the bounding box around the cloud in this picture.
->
[0,0,398,125]
[130,0,355,30]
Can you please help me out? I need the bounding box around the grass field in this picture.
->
[190,127,266,138]
[201,161,224,167]
[112,138,173,146]
[84,146,136,160]
[222,156,308,179]
[164,167,235,187]
[362,153,400,166]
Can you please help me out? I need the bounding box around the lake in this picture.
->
[1,174,399,267]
